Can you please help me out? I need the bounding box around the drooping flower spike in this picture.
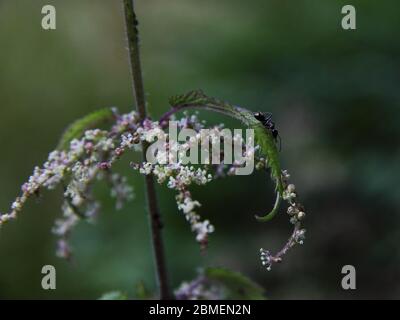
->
[1,91,307,270]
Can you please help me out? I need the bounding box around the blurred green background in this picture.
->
[0,0,399,299]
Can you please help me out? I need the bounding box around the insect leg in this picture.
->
[263,112,272,122]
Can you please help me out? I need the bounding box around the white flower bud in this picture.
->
[297,211,306,220]
[287,184,296,193]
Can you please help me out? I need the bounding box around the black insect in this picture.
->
[254,111,282,151]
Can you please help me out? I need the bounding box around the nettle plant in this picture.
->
[0,2,306,300]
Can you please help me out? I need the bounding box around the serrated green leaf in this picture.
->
[57,108,114,150]
[169,90,283,221]
[204,267,266,300]
[98,291,128,300]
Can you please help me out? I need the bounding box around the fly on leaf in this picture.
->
[254,112,282,151]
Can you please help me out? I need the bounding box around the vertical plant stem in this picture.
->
[122,0,171,299]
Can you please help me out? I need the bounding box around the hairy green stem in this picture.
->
[122,0,171,299]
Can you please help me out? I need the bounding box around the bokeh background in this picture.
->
[0,0,399,299]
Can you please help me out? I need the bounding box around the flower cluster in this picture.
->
[0,107,306,270]
[260,169,307,271]
[108,173,135,210]
[175,276,223,300]
[0,110,220,256]
[176,191,215,248]
[0,150,71,225]
[134,161,214,248]
[0,114,138,258]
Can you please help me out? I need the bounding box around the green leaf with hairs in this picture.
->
[169,90,284,221]
[204,267,266,300]
[57,108,114,150]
